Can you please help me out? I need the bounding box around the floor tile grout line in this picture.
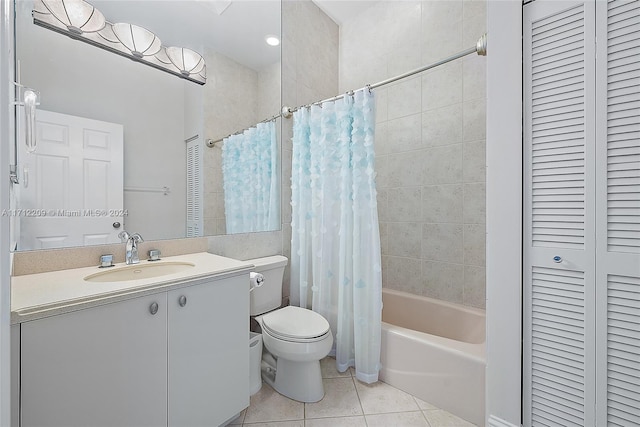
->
[419,407,433,427]
[423,409,439,427]
[350,375,368,424]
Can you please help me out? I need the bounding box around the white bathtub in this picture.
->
[379,288,486,426]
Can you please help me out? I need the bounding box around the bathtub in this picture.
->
[379,288,486,426]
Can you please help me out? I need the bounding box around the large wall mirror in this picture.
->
[11,0,281,251]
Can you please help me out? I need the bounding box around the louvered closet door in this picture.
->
[523,2,597,426]
[186,139,203,237]
[595,1,640,426]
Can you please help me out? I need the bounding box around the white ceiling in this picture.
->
[312,0,378,25]
[92,1,281,71]
[88,1,376,71]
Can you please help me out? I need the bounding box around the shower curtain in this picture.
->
[290,89,382,383]
[222,121,279,234]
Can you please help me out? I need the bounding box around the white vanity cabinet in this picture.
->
[20,293,169,427]
[19,274,249,427]
[167,276,249,426]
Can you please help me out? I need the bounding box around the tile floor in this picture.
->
[228,357,476,427]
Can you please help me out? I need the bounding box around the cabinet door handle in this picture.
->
[178,295,187,307]
[149,302,159,315]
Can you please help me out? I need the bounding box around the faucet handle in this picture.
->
[99,254,114,268]
[118,230,130,242]
[131,233,144,243]
[148,249,161,261]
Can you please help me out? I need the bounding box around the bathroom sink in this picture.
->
[84,262,196,283]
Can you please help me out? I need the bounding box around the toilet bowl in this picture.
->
[248,256,333,403]
[257,306,333,402]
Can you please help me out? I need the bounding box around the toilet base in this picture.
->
[262,354,325,403]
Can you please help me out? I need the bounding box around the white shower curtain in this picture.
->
[222,121,279,234]
[290,89,382,383]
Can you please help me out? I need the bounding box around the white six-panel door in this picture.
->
[18,110,124,250]
[524,1,640,426]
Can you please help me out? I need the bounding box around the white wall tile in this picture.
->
[423,144,463,185]
[374,88,388,123]
[422,184,463,224]
[385,1,423,53]
[463,183,486,224]
[387,40,422,79]
[375,156,391,189]
[463,55,486,102]
[463,0,487,21]
[386,113,423,153]
[421,1,463,64]
[374,121,391,156]
[464,265,486,308]
[376,188,390,222]
[387,152,425,187]
[463,224,485,266]
[383,256,423,294]
[422,223,463,263]
[422,103,463,147]
[387,222,423,258]
[462,140,486,183]
[387,77,422,120]
[463,98,486,142]
[462,0,487,48]
[387,187,422,222]
[208,231,283,261]
[421,260,464,303]
[422,63,463,110]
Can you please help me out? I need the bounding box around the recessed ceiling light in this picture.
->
[265,35,280,46]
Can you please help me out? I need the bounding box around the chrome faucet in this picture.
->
[118,231,144,265]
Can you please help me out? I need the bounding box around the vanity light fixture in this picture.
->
[110,23,162,58]
[32,0,207,85]
[33,0,106,35]
[165,47,206,77]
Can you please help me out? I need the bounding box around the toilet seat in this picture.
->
[261,306,330,342]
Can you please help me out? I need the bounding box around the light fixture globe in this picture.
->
[36,0,105,34]
[165,47,206,76]
[112,23,162,58]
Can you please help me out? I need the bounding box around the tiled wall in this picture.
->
[202,50,259,236]
[208,0,338,304]
[280,0,339,300]
[201,51,282,236]
[339,1,487,308]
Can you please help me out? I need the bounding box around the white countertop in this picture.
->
[11,252,253,324]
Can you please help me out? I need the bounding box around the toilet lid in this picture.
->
[261,306,330,341]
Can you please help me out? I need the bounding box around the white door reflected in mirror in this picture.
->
[18,110,124,250]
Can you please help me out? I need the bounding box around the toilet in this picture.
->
[249,255,333,403]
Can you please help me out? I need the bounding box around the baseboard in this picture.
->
[488,415,520,427]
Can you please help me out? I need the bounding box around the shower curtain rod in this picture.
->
[282,33,487,117]
[205,112,281,148]
[207,34,487,148]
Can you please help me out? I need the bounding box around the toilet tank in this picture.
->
[248,255,288,316]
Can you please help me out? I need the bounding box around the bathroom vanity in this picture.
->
[11,252,252,427]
